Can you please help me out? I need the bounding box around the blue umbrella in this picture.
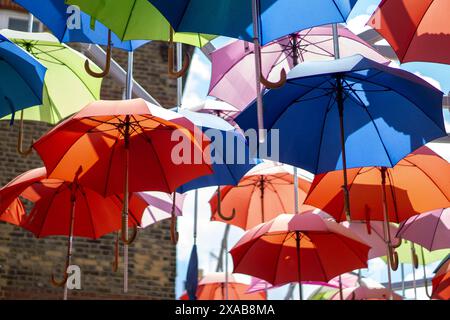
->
[236,54,446,219]
[14,0,149,76]
[148,0,358,137]
[176,109,256,193]
[0,34,46,120]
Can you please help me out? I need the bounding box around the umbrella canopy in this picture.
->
[432,255,450,300]
[368,0,450,64]
[397,208,450,251]
[210,162,312,230]
[139,191,185,228]
[0,198,25,226]
[13,0,149,51]
[236,54,446,174]
[33,98,213,196]
[304,146,450,223]
[180,273,267,300]
[0,30,102,124]
[330,279,403,300]
[175,109,256,193]
[190,100,240,124]
[0,34,46,119]
[65,0,215,46]
[147,0,358,45]
[209,25,389,110]
[230,212,370,287]
[341,221,400,259]
[0,167,147,239]
[387,240,450,265]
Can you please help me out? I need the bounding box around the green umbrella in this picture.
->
[382,239,450,266]
[0,30,102,154]
[65,0,216,78]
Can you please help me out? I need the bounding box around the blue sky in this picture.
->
[175,0,450,300]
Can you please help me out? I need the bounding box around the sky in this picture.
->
[175,0,450,300]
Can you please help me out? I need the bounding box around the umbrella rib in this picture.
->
[331,0,347,21]
[267,181,288,213]
[272,231,292,285]
[102,131,121,196]
[121,0,139,41]
[310,234,330,282]
[35,182,66,238]
[428,209,443,251]
[385,169,401,222]
[81,187,97,240]
[314,92,335,174]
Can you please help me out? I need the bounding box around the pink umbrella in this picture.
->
[246,277,277,294]
[139,191,185,228]
[397,208,450,251]
[209,25,389,111]
[341,221,401,259]
[330,280,403,300]
[303,272,360,289]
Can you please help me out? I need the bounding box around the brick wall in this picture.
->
[0,3,181,299]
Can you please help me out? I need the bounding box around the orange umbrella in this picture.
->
[0,198,25,226]
[230,212,370,300]
[33,98,212,291]
[368,0,450,64]
[179,273,267,300]
[210,163,312,230]
[432,255,450,300]
[0,167,148,298]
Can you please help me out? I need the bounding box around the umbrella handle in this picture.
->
[170,213,179,245]
[168,28,190,79]
[112,231,119,272]
[51,271,69,288]
[389,245,399,271]
[412,249,419,269]
[84,29,112,78]
[121,225,138,245]
[218,208,236,221]
[260,69,287,89]
[17,111,34,156]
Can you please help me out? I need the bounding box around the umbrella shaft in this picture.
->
[259,176,265,221]
[332,24,340,59]
[126,52,134,100]
[252,0,265,143]
[295,231,303,300]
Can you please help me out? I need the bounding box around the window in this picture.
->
[8,17,40,32]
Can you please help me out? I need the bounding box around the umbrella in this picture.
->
[432,255,450,300]
[148,0,359,137]
[230,212,370,300]
[0,30,102,155]
[237,55,446,223]
[0,167,148,299]
[32,98,212,291]
[330,279,403,300]
[210,162,312,230]
[14,0,150,77]
[175,109,255,193]
[0,198,25,226]
[368,0,450,65]
[66,0,216,78]
[180,273,267,300]
[397,208,450,252]
[138,191,185,228]
[209,25,389,111]
[189,100,240,125]
[0,34,46,120]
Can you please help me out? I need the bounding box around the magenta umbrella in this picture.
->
[397,208,450,251]
[208,25,389,111]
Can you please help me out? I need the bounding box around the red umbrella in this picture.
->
[230,212,370,300]
[432,255,450,300]
[179,273,267,300]
[32,98,213,291]
[0,198,25,226]
[0,167,148,298]
[368,0,450,64]
[210,163,312,230]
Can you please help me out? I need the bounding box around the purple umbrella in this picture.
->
[208,25,389,111]
[397,208,450,251]
[139,191,185,228]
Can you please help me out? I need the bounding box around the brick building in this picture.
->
[0,1,178,299]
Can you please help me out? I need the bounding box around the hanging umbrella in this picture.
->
[138,191,185,228]
[230,212,370,299]
[237,55,446,224]
[397,208,450,252]
[368,0,450,65]
[0,30,102,155]
[209,25,389,111]
[148,0,359,137]
[32,98,213,291]
[210,162,312,230]
[330,279,403,300]
[432,255,450,300]
[189,100,240,125]
[14,0,150,77]
[180,273,267,300]
[0,34,46,120]
[0,167,149,299]
[0,198,26,226]
[66,0,216,78]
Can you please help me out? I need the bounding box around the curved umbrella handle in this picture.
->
[17,111,34,156]
[412,250,419,269]
[121,225,138,245]
[389,246,399,271]
[218,207,236,221]
[112,231,119,272]
[51,271,69,288]
[168,28,190,79]
[260,69,287,89]
[84,29,112,78]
